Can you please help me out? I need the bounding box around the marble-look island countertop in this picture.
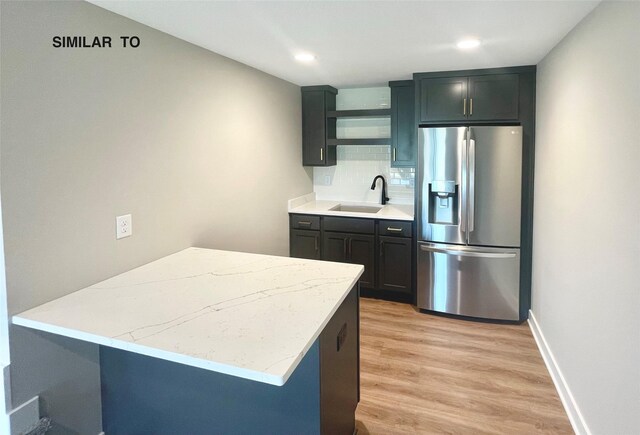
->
[289,193,414,221]
[12,248,364,386]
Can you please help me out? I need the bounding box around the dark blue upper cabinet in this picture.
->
[416,71,521,123]
[389,80,416,168]
[301,86,337,166]
[468,74,519,121]
[418,76,468,123]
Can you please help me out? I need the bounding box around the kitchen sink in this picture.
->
[329,204,382,214]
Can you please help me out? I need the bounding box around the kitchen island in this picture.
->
[13,247,364,434]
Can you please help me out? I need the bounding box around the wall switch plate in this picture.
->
[116,214,132,239]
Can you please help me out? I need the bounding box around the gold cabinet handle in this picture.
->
[298,221,312,226]
[387,227,403,232]
[470,98,473,116]
[320,147,323,161]
[463,98,467,115]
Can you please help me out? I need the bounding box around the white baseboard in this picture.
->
[528,310,591,435]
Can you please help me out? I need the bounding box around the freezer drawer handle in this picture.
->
[420,245,516,259]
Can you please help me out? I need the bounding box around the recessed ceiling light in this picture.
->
[457,39,481,50]
[294,53,316,63]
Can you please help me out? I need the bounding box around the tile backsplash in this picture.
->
[313,145,415,205]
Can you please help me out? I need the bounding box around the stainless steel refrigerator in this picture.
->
[416,126,522,321]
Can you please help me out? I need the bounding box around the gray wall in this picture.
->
[533,2,640,434]
[0,1,311,432]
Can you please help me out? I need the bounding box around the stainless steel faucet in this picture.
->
[370,175,390,205]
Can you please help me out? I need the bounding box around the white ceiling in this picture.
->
[89,0,599,88]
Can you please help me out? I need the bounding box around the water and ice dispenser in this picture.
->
[428,180,458,225]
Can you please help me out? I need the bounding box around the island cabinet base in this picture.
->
[100,286,359,435]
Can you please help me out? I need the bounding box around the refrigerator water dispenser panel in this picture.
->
[428,181,458,225]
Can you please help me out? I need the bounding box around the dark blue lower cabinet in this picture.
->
[100,286,359,435]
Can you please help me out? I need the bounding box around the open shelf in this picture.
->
[327,138,390,146]
[326,109,391,118]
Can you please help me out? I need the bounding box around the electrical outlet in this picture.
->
[116,214,132,239]
[324,175,332,185]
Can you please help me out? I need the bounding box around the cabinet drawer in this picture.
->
[379,221,412,237]
[323,217,374,234]
[290,214,320,230]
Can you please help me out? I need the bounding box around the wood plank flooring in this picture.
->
[355,298,572,434]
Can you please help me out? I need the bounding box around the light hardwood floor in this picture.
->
[355,298,573,434]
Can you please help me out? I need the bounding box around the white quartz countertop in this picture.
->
[12,248,364,386]
[288,194,414,221]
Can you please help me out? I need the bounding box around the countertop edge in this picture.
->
[11,315,288,386]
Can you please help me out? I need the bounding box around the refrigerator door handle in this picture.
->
[460,136,468,234]
[468,137,476,233]
[419,244,516,259]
